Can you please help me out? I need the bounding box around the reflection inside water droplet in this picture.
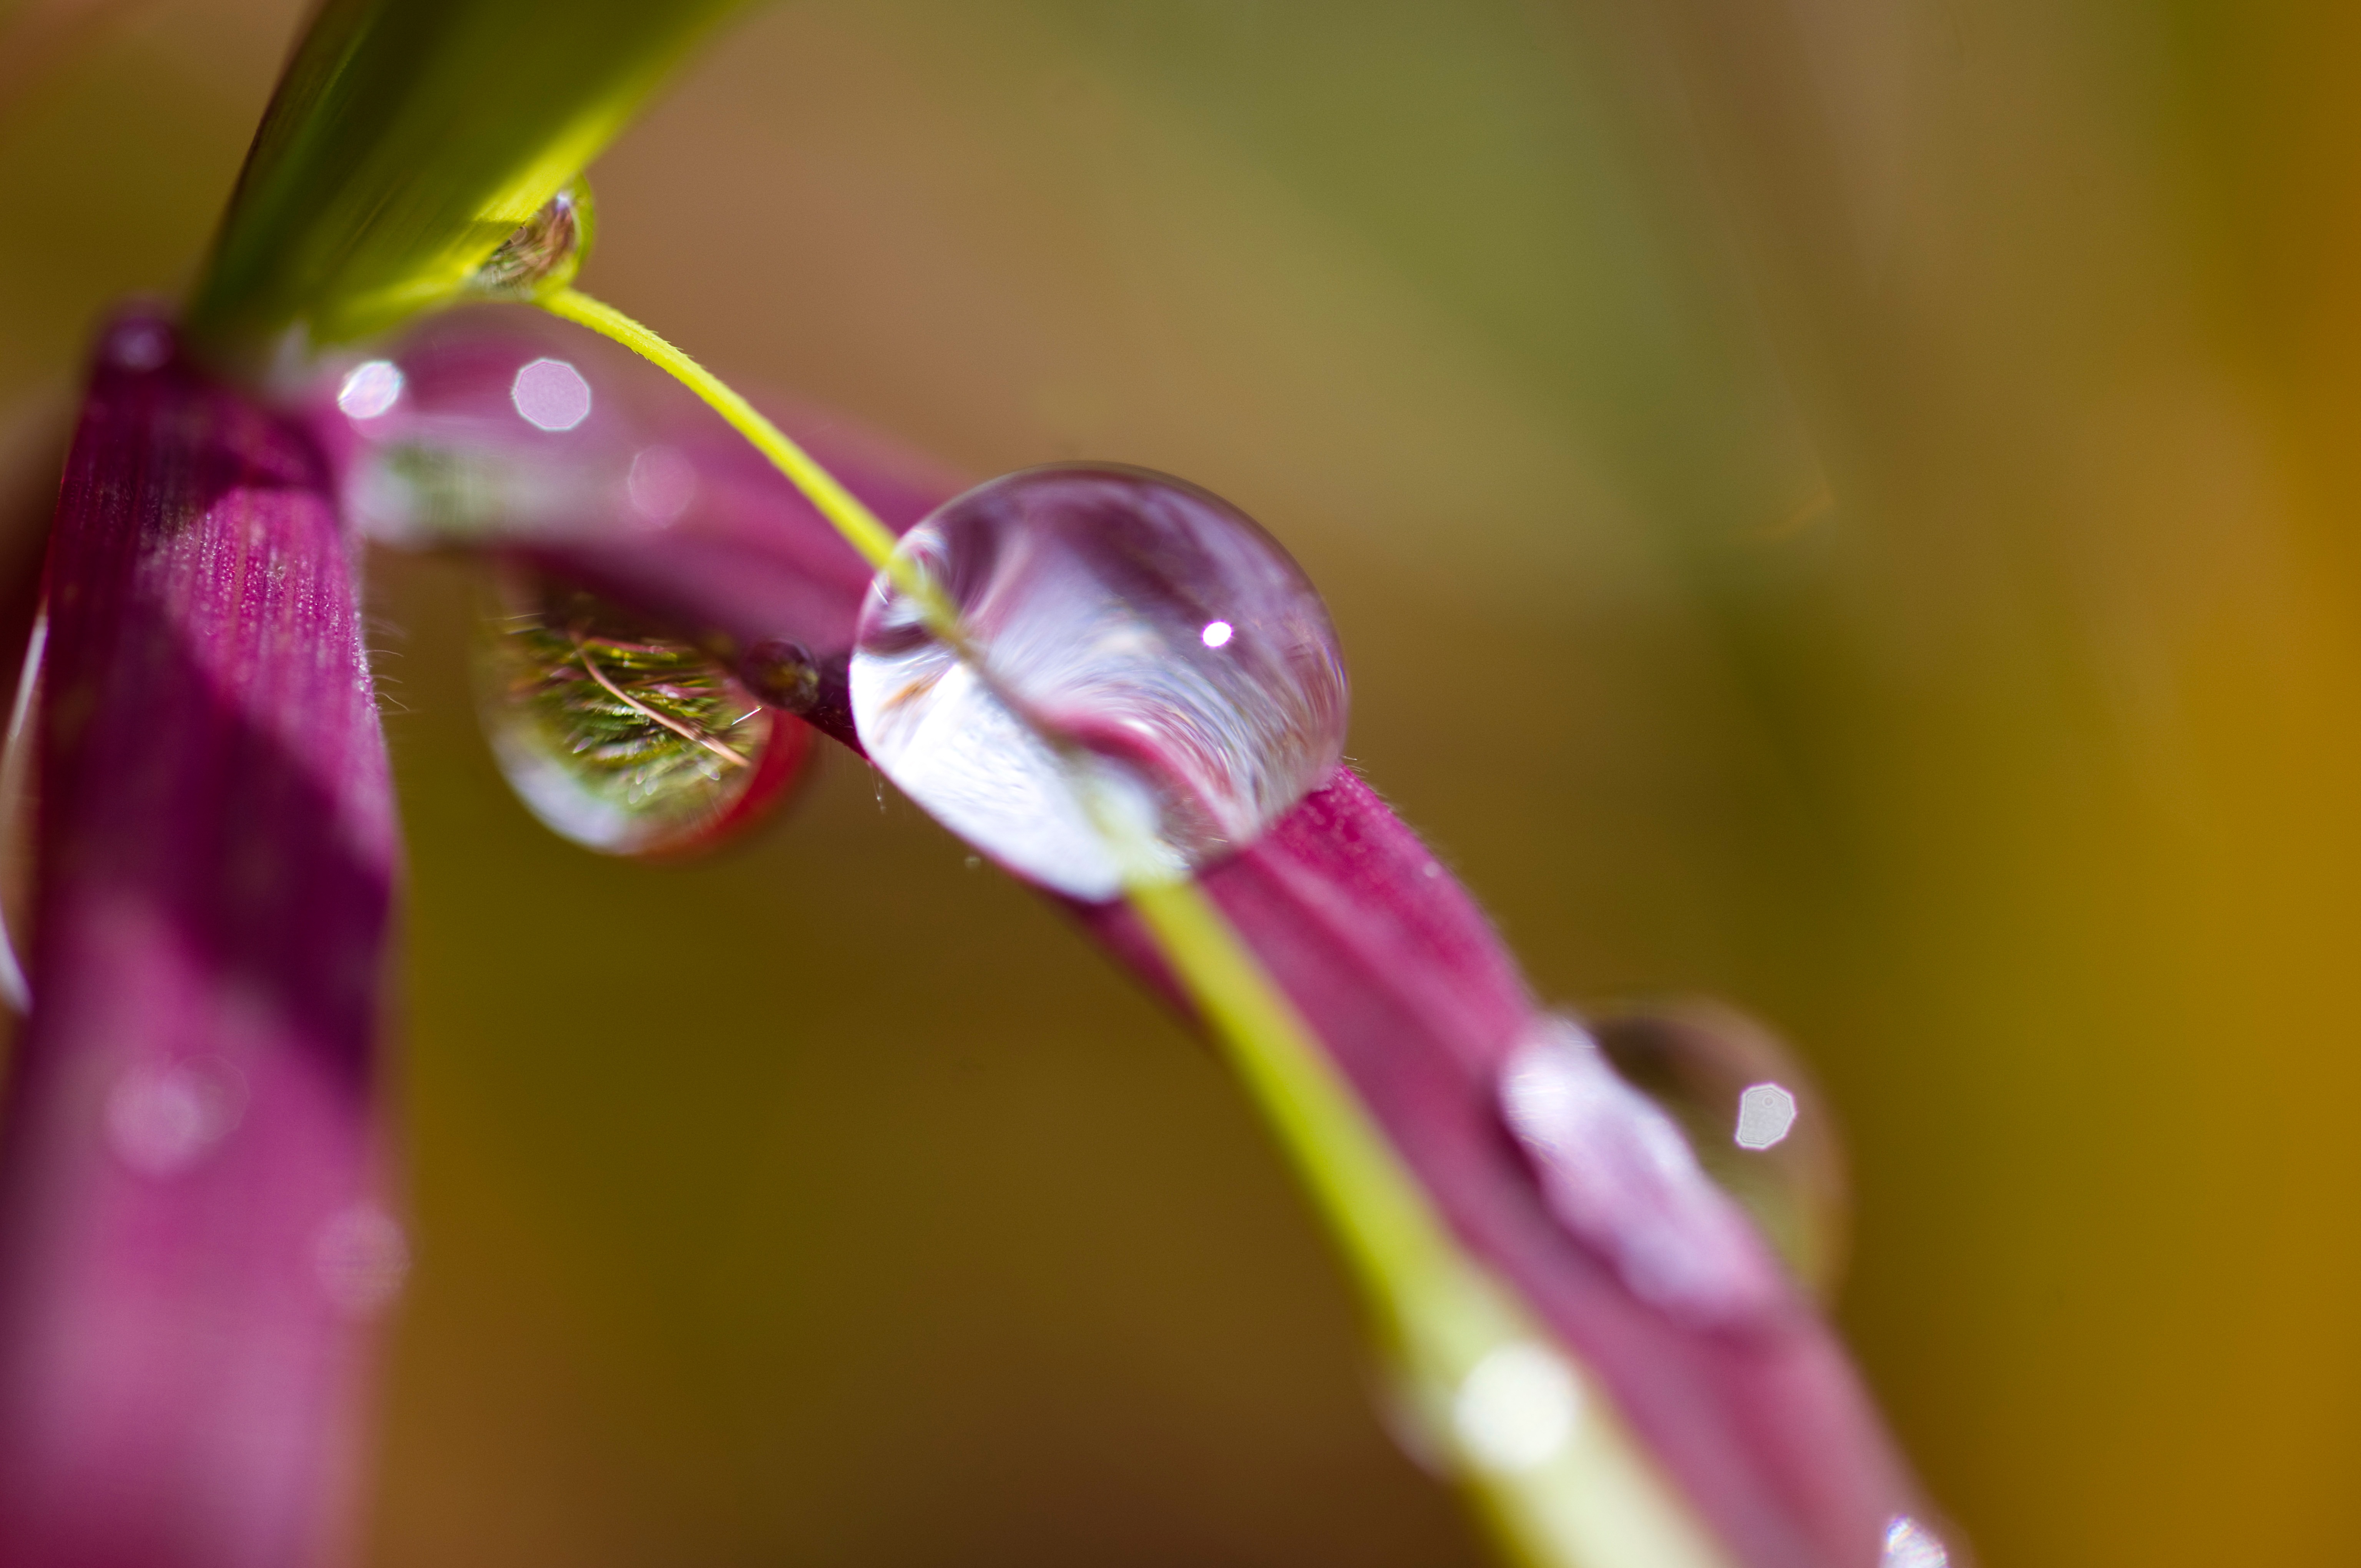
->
[626,444,696,523]
[849,464,1348,899]
[1588,1001,1851,1299]
[475,574,806,856]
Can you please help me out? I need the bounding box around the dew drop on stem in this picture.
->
[471,177,594,301]
[473,572,809,857]
[848,464,1348,899]
[1587,1000,1851,1301]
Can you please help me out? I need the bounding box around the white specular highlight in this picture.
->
[1733,1082,1799,1150]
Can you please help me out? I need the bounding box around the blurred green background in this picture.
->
[5,0,2359,1563]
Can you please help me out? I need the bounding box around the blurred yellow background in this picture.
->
[4,0,2358,1563]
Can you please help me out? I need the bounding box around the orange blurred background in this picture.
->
[3,1,2358,1563]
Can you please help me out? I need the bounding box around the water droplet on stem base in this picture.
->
[1588,1000,1850,1300]
[475,574,810,857]
[850,464,1348,899]
[471,177,594,301]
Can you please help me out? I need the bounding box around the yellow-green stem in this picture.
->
[539,286,1727,1568]
[544,287,968,644]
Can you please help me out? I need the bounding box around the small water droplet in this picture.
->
[471,177,594,300]
[475,576,808,857]
[1501,1017,1795,1329]
[741,637,821,715]
[337,360,404,420]
[511,358,592,431]
[1882,1515,1951,1568]
[313,1204,410,1316]
[1589,1001,1850,1300]
[848,464,1348,899]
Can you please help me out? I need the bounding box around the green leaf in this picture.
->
[183,0,746,362]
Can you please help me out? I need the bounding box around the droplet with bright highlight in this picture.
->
[1501,1016,1795,1329]
[337,360,403,420]
[511,357,592,431]
[1882,1515,1952,1568]
[849,464,1348,899]
[1452,1341,1582,1474]
[471,176,594,300]
[474,575,810,857]
[1589,1001,1851,1301]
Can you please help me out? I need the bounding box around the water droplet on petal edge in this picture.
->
[1500,1016,1796,1329]
[474,573,810,857]
[849,464,1348,899]
[1589,1000,1851,1300]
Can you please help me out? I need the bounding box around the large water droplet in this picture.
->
[1500,1016,1796,1330]
[1588,1001,1850,1300]
[848,464,1348,899]
[475,575,809,856]
[471,177,594,300]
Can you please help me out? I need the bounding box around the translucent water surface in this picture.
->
[850,465,1347,899]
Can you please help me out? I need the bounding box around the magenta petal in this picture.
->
[0,313,400,1568]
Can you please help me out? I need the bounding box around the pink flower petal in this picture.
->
[0,311,400,1568]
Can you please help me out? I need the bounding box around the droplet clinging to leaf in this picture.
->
[849,464,1348,899]
[475,572,809,857]
[1589,1000,1851,1301]
[470,177,595,302]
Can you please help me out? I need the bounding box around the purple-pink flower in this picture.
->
[0,293,1949,1567]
